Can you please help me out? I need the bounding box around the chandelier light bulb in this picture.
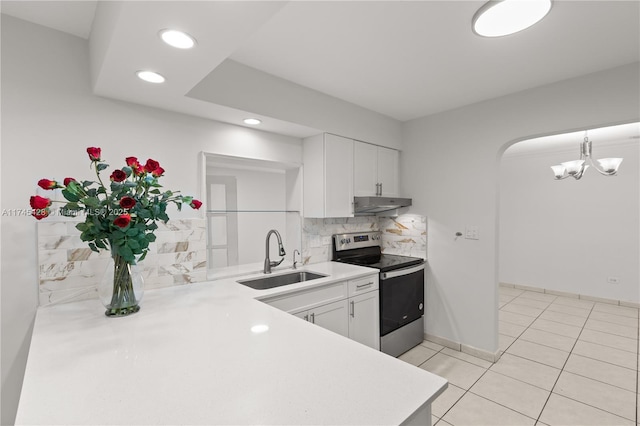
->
[596,158,623,174]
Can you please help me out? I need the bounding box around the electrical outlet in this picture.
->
[321,236,332,246]
[465,225,479,240]
[607,276,620,284]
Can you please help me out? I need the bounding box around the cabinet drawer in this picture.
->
[262,281,348,314]
[348,275,379,297]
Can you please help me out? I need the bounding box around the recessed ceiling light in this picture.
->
[243,118,262,125]
[159,29,196,49]
[473,0,552,37]
[136,70,165,84]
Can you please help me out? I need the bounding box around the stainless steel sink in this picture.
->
[238,271,327,290]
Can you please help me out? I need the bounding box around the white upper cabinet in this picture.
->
[303,133,354,218]
[354,141,399,197]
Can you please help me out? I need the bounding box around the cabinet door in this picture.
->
[353,141,378,196]
[377,147,399,197]
[310,299,349,338]
[348,291,380,350]
[324,134,354,217]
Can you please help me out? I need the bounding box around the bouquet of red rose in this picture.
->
[30,147,202,265]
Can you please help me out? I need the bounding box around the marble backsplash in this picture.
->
[378,214,428,258]
[302,214,427,264]
[37,218,207,306]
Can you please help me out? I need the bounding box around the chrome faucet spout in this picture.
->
[264,229,286,274]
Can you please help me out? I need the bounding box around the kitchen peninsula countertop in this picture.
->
[16,261,447,425]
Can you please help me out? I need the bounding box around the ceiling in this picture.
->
[2,1,639,141]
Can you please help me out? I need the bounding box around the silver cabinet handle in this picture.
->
[310,312,315,324]
[303,314,309,321]
[356,282,374,289]
[350,301,355,318]
[379,182,382,196]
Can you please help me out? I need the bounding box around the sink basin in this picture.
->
[238,271,327,290]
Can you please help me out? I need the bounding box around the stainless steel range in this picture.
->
[332,231,425,357]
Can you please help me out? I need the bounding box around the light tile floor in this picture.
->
[398,287,639,425]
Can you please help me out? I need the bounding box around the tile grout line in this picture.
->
[432,290,550,423]
[532,296,596,424]
[533,300,640,424]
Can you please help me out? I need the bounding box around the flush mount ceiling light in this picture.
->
[136,70,165,84]
[159,29,196,49]
[551,132,623,180]
[473,0,552,37]
[243,118,262,125]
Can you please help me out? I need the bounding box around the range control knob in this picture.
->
[341,238,348,244]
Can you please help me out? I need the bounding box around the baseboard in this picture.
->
[499,282,640,309]
[424,333,502,363]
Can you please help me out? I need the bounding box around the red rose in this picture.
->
[87,147,101,161]
[190,199,202,210]
[144,159,160,174]
[110,169,127,182]
[37,179,61,190]
[32,209,50,220]
[30,195,51,220]
[119,197,136,210]
[63,177,76,186]
[30,195,51,210]
[151,167,165,177]
[126,157,144,175]
[113,214,131,228]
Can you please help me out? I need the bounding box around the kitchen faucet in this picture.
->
[264,229,286,274]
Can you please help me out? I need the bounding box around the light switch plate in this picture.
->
[321,236,332,246]
[465,225,479,240]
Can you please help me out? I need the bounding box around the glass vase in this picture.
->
[99,250,144,317]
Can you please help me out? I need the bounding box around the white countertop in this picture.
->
[16,261,447,425]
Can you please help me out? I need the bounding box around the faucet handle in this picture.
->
[292,249,301,269]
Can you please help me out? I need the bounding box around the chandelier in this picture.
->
[550,132,623,180]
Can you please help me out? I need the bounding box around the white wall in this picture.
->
[500,140,639,303]
[0,15,302,424]
[401,62,640,354]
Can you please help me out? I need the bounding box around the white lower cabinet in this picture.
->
[348,290,380,350]
[261,274,379,350]
[294,299,349,338]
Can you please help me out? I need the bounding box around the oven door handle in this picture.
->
[381,263,425,280]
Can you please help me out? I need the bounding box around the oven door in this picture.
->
[379,263,425,336]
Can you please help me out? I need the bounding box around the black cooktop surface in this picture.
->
[337,253,424,273]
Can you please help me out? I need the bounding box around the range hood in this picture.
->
[353,196,412,215]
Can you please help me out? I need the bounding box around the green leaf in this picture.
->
[76,222,89,232]
[61,188,80,202]
[147,222,158,231]
[128,239,140,250]
[149,189,161,195]
[96,163,109,172]
[124,182,138,188]
[146,233,157,243]
[88,242,99,253]
[122,166,132,177]
[120,245,134,263]
[137,209,151,219]
[95,239,107,249]
[126,227,138,237]
[110,229,125,240]
[138,251,148,262]
[83,197,100,208]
